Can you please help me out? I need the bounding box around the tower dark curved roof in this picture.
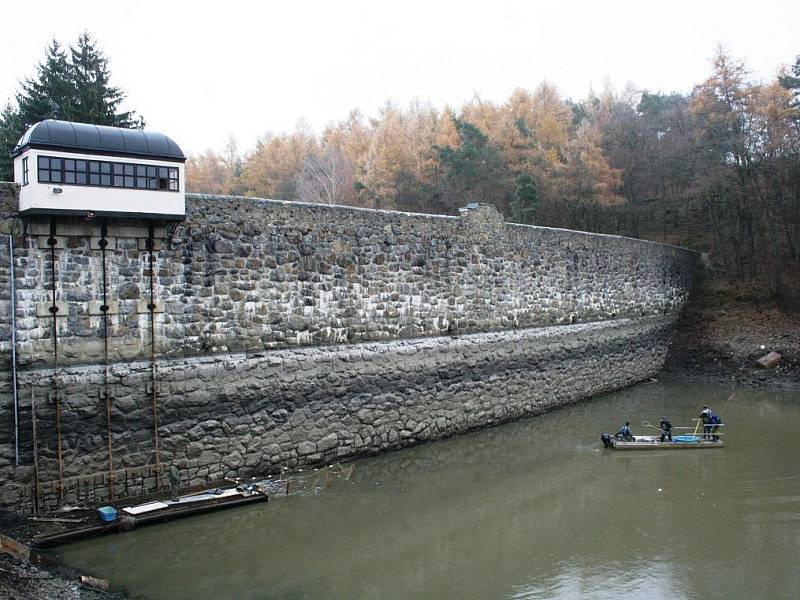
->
[12,119,186,161]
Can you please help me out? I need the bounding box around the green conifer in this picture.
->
[0,33,143,181]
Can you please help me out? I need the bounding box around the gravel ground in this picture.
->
[0,552,126,600]
[663,298,800,390]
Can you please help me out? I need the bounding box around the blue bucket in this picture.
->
[674,435,700,443]
[97,506,117,522]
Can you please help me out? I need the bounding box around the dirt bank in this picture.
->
[662,283,800,390]
[0,552,126,600]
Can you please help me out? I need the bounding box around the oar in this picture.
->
[720,392,736,413]
[692,394,734,439]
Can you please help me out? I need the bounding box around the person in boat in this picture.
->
[701,406,714,440]
[615,422,634,442]
[710,413,722,442]
[659,416,673,442]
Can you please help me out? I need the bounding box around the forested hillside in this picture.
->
[53,47,797,306]
[0,36,795,303]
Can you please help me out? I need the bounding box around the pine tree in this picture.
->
[0,40,72,180]
[16,40,73,123]
[0,33,143,181]
[510,174,539,224]
[0,106,23,181]
[435,114,509,212]
[779,56,800,114]
[70,32,142,127]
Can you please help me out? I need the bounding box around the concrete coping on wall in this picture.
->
[14,315,671,379]
[187,193,699,257]
[506,222,700,256]
[188,193,460,222]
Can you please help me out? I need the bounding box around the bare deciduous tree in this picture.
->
[297,144,356,205]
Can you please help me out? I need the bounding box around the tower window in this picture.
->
[36,155,180,191]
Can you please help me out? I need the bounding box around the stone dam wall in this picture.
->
[0,182,697,512]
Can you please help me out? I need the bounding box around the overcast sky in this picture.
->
[1,1,797,155]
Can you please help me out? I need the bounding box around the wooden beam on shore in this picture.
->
[0,533,31,561]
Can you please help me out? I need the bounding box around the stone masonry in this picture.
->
[0,182,697,511]
[1,190,694,367]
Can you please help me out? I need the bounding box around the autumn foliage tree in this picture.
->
[183,47,799,305]
[187,88,619,224]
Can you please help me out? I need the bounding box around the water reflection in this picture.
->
[511,560,685,600]
[56,383,800,599]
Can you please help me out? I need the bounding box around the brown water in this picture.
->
[55,382,800,599]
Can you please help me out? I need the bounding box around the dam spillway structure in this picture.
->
[0,120,697,514]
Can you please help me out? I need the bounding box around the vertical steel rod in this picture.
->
[48,219,64,504]
[147,223,161,489]
[8,234,19,465]
[100,221,114,500]
[31,388,39,514]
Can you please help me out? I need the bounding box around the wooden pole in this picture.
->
[720,392,736,413]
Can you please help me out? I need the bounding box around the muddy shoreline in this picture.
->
[663,297,800,391]
[0,552,127,600]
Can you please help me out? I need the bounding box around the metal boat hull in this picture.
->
[610,435,724,450]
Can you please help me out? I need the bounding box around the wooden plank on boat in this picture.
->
[169,488,241,505]
[34,494,267,548]
[30,517,83,524]
[123,501,169,515]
